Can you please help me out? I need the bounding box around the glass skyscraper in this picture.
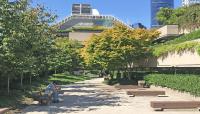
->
[151,0,174,28]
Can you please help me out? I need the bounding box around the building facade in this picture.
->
[151,0,174,28]
[182,0,200,6]
[56,4,132,41]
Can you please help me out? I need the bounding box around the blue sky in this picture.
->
[31,0,182,28]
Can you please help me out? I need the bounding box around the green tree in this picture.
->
[0,0,56,93]
[49,38,84,74]
[81,23,160,75]
[156,4,200,31]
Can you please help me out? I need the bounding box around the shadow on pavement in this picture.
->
[22,84,121,114]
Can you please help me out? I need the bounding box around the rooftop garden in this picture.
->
[153,29,200,57]
[57,26,108,33]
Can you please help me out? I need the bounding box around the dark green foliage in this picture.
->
[153,29,200,56]
[156,4,200,30]
[145,74,200,96]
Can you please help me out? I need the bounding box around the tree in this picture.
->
[156,8,174,25]
[49,38,84,74]
[81,23,160,75]
[178,4,200,31]
[0,0,56,93]
[156,4,200,31]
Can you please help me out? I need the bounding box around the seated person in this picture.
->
[45,81,59,103]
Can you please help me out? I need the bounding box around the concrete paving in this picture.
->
[22,78,200,114]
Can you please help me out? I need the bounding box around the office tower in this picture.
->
[151,0,174,28]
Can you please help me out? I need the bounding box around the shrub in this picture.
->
[145,74,200,96]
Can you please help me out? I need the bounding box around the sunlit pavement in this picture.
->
[22,78,200,114]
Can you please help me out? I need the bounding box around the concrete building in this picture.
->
[182,0,200,6]
[153,25,180,43]
[139,48,200,68]
[56,4,132,41]
[151,0,174,28]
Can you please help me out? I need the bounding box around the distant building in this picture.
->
[182,0,200,6]
[151,0,174,28]
[72,4,92,15]
[56,4,132,41]
[131,23,146,29]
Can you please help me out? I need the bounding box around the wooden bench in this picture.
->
[127,90,165,96]
[151,101,200,111]
[0,108,9,114]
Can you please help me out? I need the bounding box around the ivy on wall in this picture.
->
[152,30,200,57]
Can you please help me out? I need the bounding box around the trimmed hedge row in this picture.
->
[145,74,200,96]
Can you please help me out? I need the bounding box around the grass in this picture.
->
[49,73,91,85]
[0,73,91,109]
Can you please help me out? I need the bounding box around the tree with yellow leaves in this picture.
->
[81,23,160,74]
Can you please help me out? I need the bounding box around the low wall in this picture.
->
[139,50,200,67]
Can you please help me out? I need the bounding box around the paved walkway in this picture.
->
[22,78,200,114]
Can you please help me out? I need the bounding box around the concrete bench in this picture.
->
[138,80,145,87]
[151,101,200,111]
[127,90,165,96]
[115,85,141,90]
[39,92,53,105]
[0,108,9,114]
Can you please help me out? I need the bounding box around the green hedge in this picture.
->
[153,30,200,57]
[145,74,200,96]
[153,42,200,57]
[165,29,200,44]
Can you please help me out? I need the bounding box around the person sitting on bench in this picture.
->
[45,81,59,103]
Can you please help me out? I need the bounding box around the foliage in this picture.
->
[0,0,84,95]
[57,26,107,33]
[72,26,107,31]
[0,0,56,89]
[153,42,200,57]
[145,74,200,96]
[153,30,200,56]
[156,4,200,30]
[48,38,84,73]
[81,23,160,70]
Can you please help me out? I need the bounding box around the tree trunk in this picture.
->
[55,69,57,74]
[126,64,130,80]
[30,75,32,85]
[7,76,10,94]
[21,73,23,87]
